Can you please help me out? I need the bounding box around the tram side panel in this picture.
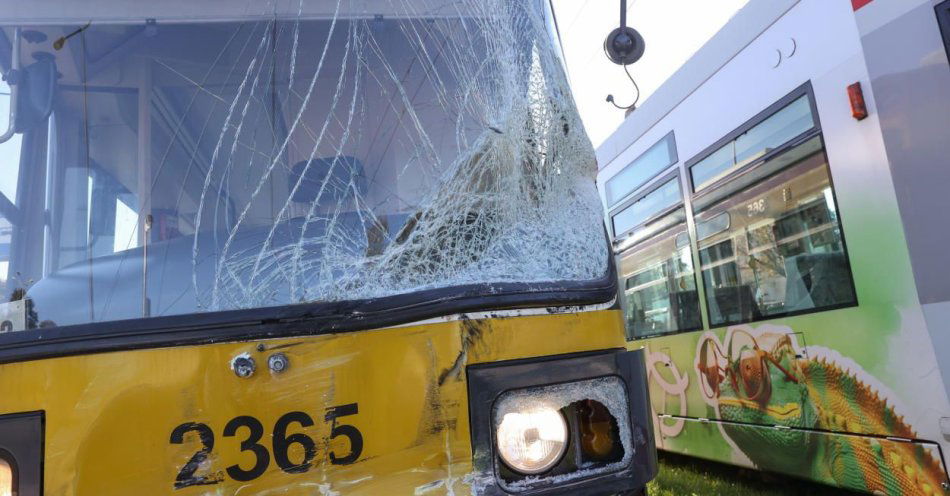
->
[857,0,950,409]
[600,0,950,493]
[0,311,636,495]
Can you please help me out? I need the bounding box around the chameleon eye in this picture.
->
[728,331,769,401]
[737,349,768,401]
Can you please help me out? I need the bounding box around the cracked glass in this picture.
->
[0,0,606,329]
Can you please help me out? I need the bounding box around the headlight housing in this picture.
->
[468,349,658,495]
[491,376,632,488]
[0,411,42,496]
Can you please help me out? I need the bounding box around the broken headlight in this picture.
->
[468,349,657,495]
[0,411,42,496]
[492,376,631,489]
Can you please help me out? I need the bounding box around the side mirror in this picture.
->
[0,28,56,145]
[0,28,21,144]
[13,57,56,133]
[0,78,11,142]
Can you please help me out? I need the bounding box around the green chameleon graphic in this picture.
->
[696,330,949,496]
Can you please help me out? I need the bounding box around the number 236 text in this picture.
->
[169,403,364,489]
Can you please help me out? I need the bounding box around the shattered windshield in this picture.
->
[0,0,606,329]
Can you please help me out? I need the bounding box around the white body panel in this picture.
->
[595,0,950,483]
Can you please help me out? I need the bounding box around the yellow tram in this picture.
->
[0,0,655,494]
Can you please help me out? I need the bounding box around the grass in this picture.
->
[646,451,864,496]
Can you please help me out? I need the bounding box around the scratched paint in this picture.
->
[0,311,624,495]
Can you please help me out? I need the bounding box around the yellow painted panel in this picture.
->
[0,310,624,495]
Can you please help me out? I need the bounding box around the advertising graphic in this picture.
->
[644,324,950,495]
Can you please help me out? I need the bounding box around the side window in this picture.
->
[604,132,677,208]
[612,178,680,238]
[688,88,857,327]
[615,176,702,339]
[0,78,21,301]
[690,95,814,192]
[54,165,139,268]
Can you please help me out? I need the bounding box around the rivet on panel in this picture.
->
[268,353,290,373]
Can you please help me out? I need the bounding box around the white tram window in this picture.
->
[0,213,10,296]
[691,96,814,192]
[604,133,677,207]
[0,79,21,296]
[619,210,702,338]
[0,79,20,203]
[611,178,681,238]
[113,198,139,253]
[694,135,856,326]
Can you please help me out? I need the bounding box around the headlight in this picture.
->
[0,411,42,496]
[495,406,568,474]
[0,457,11,496]
[469,350,655,494]
[492,376,631,483]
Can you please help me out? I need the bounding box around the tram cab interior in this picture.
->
[0,3,520,328]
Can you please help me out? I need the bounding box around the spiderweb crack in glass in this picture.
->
[12,0,606,326]
[188,1,606,311]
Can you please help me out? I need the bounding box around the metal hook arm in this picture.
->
[606,64,640,111]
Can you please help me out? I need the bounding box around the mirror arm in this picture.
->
[0,27,21,145]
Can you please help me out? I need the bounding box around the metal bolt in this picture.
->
[232,355,256,378]
[268,353,289,373]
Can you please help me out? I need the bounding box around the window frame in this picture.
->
[685,83,822,195]
[604,131,678,209]
[609,170,684,241]
[611,84,861,342]
[937,0,950,58]
[612,170,705,340]
[686,82,859,328]
[619,219,704,340]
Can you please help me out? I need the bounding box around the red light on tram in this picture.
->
[847,82,868,121]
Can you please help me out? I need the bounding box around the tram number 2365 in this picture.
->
[169,403,364,489]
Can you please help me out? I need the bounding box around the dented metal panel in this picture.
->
[0,310,624,494]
